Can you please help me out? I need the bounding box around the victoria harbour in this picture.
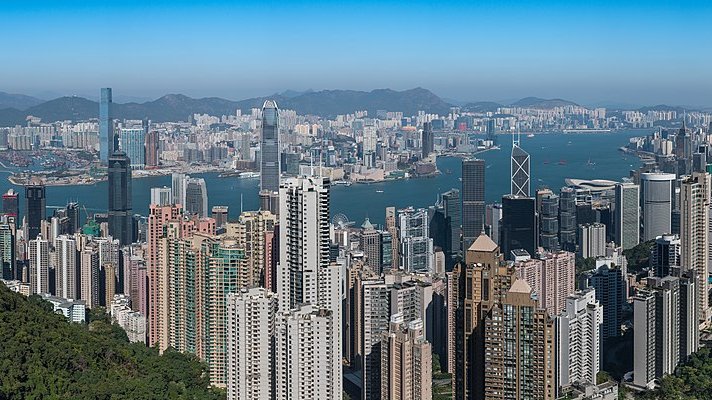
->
[2,131,646,226]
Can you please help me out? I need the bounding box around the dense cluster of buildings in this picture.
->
[3,88,712,399]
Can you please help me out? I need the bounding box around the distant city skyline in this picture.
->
[2,1,711,107]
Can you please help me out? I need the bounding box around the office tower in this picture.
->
[275,305,338,400]
[486,118,496,143]
[511,136,531,197]
[145,130,159,167]
[652,234,681,278]
[185,177,208,217]
[360,218,383,273]
[29,235,49,294]
[397,207,434,273]
[539,191,560,251]
[65,202,80,234]
[588,264,626,339]
[147,204,183,349]
[380,316,432,400]
[226,288,277,400]
[559,187,577,251]
[171,173,187,206]
[515,250,576,316]
[577,223,606,259]
[615,182,640,250]
[2,188,19,221]
[483,279,555,399]
[25,182,46,240]
[556,288,603,390]
[485,203,502,245]
[421,121,434,159]
[80,241,100,309]
[500,195,538,258]
[441,189,462,261]
[633,275,698,389]
[108,151,133,245]
[99,88,115,164]
[54,235,77,299]
[227,210,277,288]
[211,206,229,228]
[462,159,485,250]
[278,176,330,311]
[260,100,280,193]
[640,172,675,241]
[150,186,173,206]
[680,171,710,325]
[120,128,146,169]
[124,247,147,316]
[0,221,15,279]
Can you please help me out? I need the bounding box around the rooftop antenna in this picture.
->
[319,151,323,177]
[513,120,521,147]
[240,193,243,213]
[310,151,314,177]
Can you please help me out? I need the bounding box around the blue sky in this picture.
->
[2,1,711,106]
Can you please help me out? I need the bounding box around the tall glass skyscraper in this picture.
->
[511,134,530,197]
[24,182,46,240]
[260,100,280,193]
[120,128,146,169]
[108,151,133,245]
[99,88,115,164]
[462,159,485,251]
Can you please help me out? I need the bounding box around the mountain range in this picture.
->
[0,89,697,126]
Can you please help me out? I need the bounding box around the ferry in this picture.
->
[375,190,384,193]
[527,133,535,138]
[238,172,260,179]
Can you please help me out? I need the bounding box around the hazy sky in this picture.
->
[2,0,711,106]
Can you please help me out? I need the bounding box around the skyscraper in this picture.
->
[589,264,626,339]
[577,223,606,259]
[278,176,330,311]
[633,275,698,389]
[275,305,339,400]
[150,186,173,206]
[260,100,280,193]
[556,288,603,390]
[614,182,640,250]
[461,159,485,250]
[558,187,577,251]
[397,207,434,273]
[680,172,710,325]
[0,221,15,280]
[380,316,432,400]
[652,234,681,278]
[640,172,675,241]
[2,189,19,222]
[24,182,46,240]
[226,288,277,400]
[108,151,133,245]
[511,136,530,197]
[538,191,560,251]
[483,279,555,400]
[421,121,434,159]
[145,130,159,167]
[29,235,49,294]
[171,173,187,207]
[54,235,77,300]
[441,189,462,261]
[500,195,538,258]
[120,128,146,169]
[99,87,115,164]
[185,177,208,217]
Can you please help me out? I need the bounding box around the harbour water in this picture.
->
[0,130,648,227]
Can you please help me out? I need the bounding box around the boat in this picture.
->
[558,160,568,165]
[527,134,535,138]
[376,190,384,193]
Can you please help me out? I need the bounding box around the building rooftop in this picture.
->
[468,232,498,253]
